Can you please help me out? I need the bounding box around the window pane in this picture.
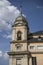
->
[30,46,34,49]
[32,57,37,65]
[37,46,43,50]
[16,45,21,51]
[17,31,21,40]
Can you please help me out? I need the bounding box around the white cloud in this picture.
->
[0,51,3,58]
[0,50,9,59]
[0,0,20,32]
[4,52,9,59]
[7,6,17,12]
[0,0,11,6]
[3,34,11,39]
[0,20,12,31]
[0,0,26,39]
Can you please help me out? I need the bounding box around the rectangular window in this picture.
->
[30,46,34,49]
[16,58,21,65]
[32,57,37,65]
[37,46,43,50]
[17,45,21,49]
[16,45,21,51]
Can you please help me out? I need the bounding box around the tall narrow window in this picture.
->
[16,58,21,65]
[32,57,37,65]
[17,31,21,40]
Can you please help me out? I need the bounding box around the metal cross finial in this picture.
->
[19,0,22,16]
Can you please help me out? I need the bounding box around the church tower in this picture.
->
[8,3,30,65]
[8,0,43,65]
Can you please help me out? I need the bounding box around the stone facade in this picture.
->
[8,14,43,65]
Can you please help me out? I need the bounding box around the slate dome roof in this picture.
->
[15,15,27,22]
[12,14,28,27]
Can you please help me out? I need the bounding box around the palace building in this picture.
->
[8,4,43,65]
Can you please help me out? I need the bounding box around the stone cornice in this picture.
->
[10,40,43,44]
[31,52,43,54]
[10,40,28,44]
[28,40,43,43]
[12,23,28,27]
[7,51,29,56]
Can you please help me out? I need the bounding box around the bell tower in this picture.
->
[8,1,30,65]
[12,15,29,41]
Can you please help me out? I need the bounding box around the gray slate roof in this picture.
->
[32,31,43,35]
[28,31,43,43]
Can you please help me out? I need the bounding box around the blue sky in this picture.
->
[0,0,43,65]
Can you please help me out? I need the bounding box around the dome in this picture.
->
[16,15,27,22]
[13,15,28,27]
[12,14,29,33]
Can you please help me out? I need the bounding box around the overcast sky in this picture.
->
[0,0,43,65]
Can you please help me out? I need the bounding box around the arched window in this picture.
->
[17,31,21,40]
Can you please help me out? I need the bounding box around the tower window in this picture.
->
[15,44,22,51]
[17,31,22,40]
[16,45,21,51]
[16,58,21,65]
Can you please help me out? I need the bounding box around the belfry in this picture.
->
[8,1,43,65]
